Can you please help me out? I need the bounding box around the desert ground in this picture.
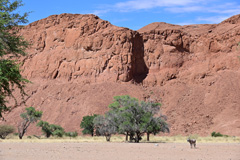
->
[0,142,239,160]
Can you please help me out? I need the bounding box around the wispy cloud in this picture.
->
[91,9,111,16]
[105,0,200,12]
[196,16,230,24]
[93,0,240,15]
[166,2,240,15]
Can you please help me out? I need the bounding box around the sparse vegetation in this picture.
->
[211,131,229,137]
[18,107,42,139]
[65,131,78,138]
[1,135,239,143]
[37,121,65,138]
[0,124,15,139]
[188,134,199,140]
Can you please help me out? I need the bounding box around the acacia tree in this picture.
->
[0,0,29,118]
[93,113,117,142]
[18,107,42,139]
[140,101,169,141]
[108,95,138,141]
[80,114,98,136]
[105,95,169,143]
[145,116,169,141]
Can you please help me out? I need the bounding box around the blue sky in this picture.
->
[18,0,240,30]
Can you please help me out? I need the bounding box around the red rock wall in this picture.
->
[1,14,240,136]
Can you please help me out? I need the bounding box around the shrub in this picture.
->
[52,129,64,137]
[211,131,224,137]
[37,121,65,138]
[0,125,15,139]
[65,131,78,138]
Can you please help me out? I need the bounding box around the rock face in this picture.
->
[139,15,240,136]
[20,14,148,83]
[2,14,240,136]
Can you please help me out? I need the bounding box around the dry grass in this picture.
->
[2,134,240,143]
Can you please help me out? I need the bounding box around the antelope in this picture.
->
[187,138,196,148]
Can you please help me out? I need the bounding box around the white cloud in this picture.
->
[91,9,111,16]
[165,2,240,14]
[93,0,240,15]
[197,16,230,24]
[166,6,204,13]
[92,0,240,26]
[114,0,199,11]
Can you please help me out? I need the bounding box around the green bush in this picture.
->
[211,131,228,137]
[0,125,15,139]
[37,121,65,138]
[65,131,78,138]
[52,129,64,137]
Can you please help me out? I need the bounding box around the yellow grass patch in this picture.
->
[2,134,240,143]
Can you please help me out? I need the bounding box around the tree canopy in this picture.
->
[18,106,42,139]
[92,95,169,142]
[80,114,98,136]
[93,113,117,141]
[0,0,29,118]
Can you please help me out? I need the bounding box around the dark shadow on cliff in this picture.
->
[131,33,149,83]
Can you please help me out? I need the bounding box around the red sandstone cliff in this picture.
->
[1,14,240,136]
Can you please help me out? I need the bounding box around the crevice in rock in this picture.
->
[53,70,59,79]
[131,33,149,83]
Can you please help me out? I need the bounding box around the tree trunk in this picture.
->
[135,132,142,143]
[46,132,51,138]
[125,133,128,141]
[18,125,24,139]
[19,134,23,139]
[147,132,150,141]
[18,120,30,139]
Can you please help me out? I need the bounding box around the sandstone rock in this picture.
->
[19,14,148,83]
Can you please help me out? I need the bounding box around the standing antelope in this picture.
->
[187,138,196,148]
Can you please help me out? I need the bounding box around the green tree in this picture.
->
[0,124,15,139]
[80,114,98,136]
[36,121,52,138]
[145,116,169,141]
[37,120,65,138]
[0,0,29,118]
[108,95,138,141]
[107,95,169,143]
[18,107,42,139]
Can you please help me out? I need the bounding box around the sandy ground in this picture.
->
[0,142,239,160]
